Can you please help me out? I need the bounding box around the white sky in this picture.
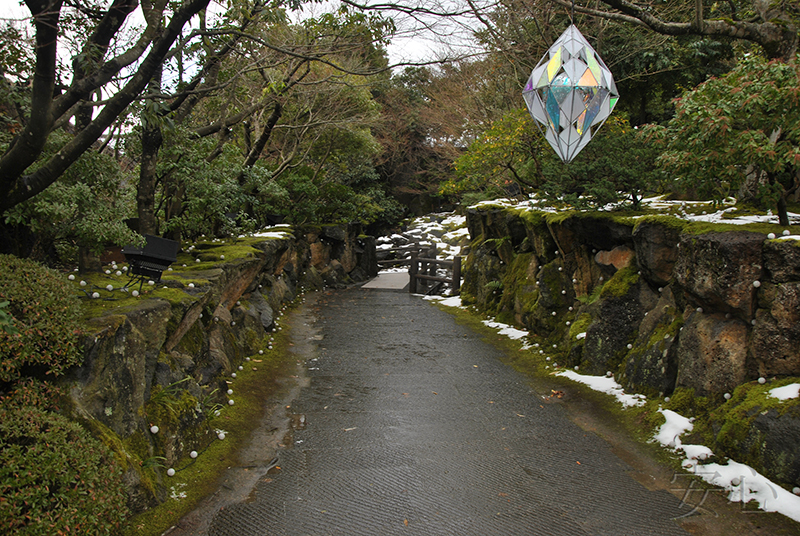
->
[0,0,487,67]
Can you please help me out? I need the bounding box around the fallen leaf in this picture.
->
[432,392,438,395]
[516,413,525,417]
[498,492,508,497]
[404,519,409,527]
[344,427,357,432]
[488,401,494,404]
[576,461,581,465]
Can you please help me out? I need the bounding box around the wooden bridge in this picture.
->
[373,243,461,294]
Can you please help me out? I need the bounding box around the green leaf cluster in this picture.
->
[2,131,139,261]
[0,254,82,382]
[645,54,800,210]
[0,404,128,535]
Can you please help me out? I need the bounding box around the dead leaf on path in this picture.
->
[344,427,357,432]
[498,492,508,497]
[404,519,409,527]
[516,414,525,417]
[432,392,438,395]
[545,390,565,400]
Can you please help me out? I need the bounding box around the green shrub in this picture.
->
[0,405,128,534]
[0,378,63,411]
[0,255,82,382]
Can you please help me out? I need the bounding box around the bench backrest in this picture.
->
[142,234,179,262]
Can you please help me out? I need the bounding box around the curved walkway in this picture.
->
[205,288,689,535]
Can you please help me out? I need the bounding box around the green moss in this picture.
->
[645,315,682,350]
[662,387,713,419]
[599,265,640,299]
[701,378,800,444]
[632,215,688,233]
[569,313,593,339]
[682,221,794,236]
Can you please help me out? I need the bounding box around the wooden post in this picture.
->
[452,255,461,293]
[409,250,418,293]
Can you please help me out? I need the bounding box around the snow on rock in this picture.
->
[250,224,293,239]
[555,370,647,408]
[692,460,800,522]
[654,406,800,522]
[769,383,800,401]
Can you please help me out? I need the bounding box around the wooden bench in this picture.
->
[122,234,179,291]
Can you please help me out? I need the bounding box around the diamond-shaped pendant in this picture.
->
[523,25,619,163]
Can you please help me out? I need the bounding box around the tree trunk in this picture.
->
[137,69,163,236]
[777,193,790,227]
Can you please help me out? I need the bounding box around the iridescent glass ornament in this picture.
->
[523,25,619,163]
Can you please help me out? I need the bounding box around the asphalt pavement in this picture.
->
[203,287,690,535]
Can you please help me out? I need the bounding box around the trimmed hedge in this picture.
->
[0,404,128,534]
[0,254,82,382]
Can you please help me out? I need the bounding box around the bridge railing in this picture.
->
[376,243,461,295]
[409,248,461,295]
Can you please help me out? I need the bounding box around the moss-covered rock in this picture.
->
[702,379,800,490]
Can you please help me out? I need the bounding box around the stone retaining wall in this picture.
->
[463,206,800,491]
[62,225,375,512]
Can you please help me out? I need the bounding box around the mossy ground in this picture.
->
[66,236,293,324]
[123,319,297,536]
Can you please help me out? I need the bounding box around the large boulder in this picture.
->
[633,220,682,286]
[70,299,172,437]
[622,288,681,396]
[673,231,764,319]
[763,239,800,283]
[751,282,800,376]
[675,310,749,396]
[582,275,658,375]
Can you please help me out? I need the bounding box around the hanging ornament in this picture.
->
[523,24,619,163]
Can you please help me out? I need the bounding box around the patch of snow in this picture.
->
[424,295,464,308]
[556,370,647,407]
[769,383,800,401]
[776,235,800,242]
[690,460,800,522]
[653,408,693,448]
[482,320,528,340]
[653,407,800,521]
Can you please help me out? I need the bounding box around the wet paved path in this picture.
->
[207,288,688,535]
